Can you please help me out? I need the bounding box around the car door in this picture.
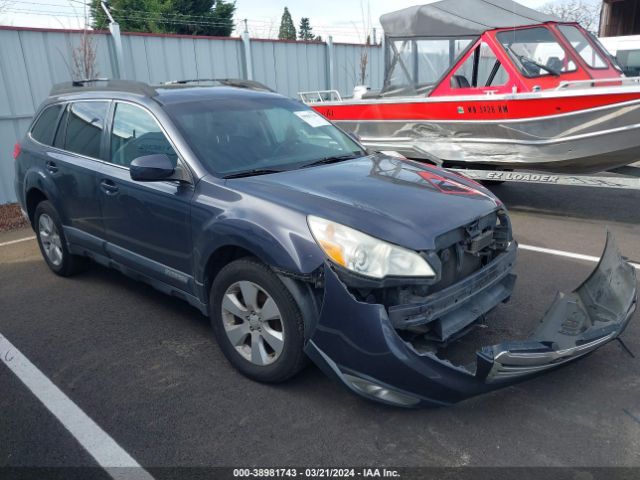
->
[45,101,108,241]
[98,101,195,292]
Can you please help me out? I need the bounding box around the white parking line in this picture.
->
[0,236,35,247]
[2,234,639,270]
[0,333,155,480]
[520,243,640,270]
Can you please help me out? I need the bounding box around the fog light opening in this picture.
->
[342,373,420,407]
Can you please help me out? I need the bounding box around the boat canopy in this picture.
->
[380,0,560,38]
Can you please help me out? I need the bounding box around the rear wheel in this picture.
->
[34,201,88,276]
[210,258,307,383]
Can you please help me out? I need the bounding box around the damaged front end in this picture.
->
[478,232,637,384]
[304,233,637,407]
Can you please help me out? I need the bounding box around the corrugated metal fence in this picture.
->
[0,26,384,204]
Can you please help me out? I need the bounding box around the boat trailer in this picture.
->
[447,165,640,190]
[371,150,640,190]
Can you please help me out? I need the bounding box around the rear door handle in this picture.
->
[100,179,119,194]
[45,161,58,173]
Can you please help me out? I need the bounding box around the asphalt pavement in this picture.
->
[1,182,639,475]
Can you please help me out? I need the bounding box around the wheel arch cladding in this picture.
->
[25,188,48,225]
[202,245,257,296]
[193,217,325,293]
[24,169,64,224]
[198,241,324,338]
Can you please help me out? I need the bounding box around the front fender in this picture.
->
[192,215,325,300]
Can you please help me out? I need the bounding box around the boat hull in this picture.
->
[314,91,640,173]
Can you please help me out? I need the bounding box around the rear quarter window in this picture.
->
[31,104,63,145]
[64,101,109,159]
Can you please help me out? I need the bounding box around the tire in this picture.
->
[210,258,308,383]
[34,201,89,277]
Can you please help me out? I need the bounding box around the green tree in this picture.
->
[298,17,314,41]
[90,0,236,36]
[278,7,296,40]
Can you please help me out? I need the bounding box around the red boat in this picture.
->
[303,0,640,173]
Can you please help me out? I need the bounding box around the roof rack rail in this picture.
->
[50,79,158,97]
[71,77,110,86]
[160,78,275,92]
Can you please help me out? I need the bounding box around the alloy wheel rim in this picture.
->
[221,281,285,366]
[38,213,63,267]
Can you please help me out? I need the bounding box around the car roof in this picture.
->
[153,85,282,105]
[47,79,279,105]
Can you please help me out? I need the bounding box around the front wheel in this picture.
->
[210,258,307,383]
[34,201,88,276]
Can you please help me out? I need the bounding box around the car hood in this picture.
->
[228,155,502,251]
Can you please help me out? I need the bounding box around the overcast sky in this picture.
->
[1,0,555,42]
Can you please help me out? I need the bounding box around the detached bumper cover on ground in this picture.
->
[305,233,637,407]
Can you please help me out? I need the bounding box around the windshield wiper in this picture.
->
[506,46,561,77]
[521,55,561,77]
[223,168,283,179]
[300,154,361,169]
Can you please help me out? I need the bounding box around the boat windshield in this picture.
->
[497,27,577,77]
[557,25,608,69]
[383,38,475,96]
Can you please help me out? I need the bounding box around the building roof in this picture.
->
[380,0,560,37]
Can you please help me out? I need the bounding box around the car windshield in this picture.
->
[497,27,577,77]
[164,95,365,177]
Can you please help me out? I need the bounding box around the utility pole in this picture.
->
[101,1,126,79]
[327,36,335,91]
[372,27,377,45]
[242,19,253,80]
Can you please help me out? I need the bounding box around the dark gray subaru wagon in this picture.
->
[14,79,637,407]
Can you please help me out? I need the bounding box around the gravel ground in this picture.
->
[0,203,29,232]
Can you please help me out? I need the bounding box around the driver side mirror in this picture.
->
[130,154,175,182]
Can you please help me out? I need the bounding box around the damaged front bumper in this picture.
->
[304,233,637,407]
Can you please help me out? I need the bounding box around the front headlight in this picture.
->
[307,215,435,279]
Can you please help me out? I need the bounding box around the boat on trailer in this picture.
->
[301,0,640,175]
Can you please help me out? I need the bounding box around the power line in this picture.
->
[4,7,85,17]
[3,6,374,41]
[8,0,379,31]
[7,1,85,9]
[5,7,235,27]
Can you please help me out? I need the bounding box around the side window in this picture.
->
[451,43,509,89]
[617,49,640,76]
[53,105,69,149]
[110,103,177,168]
[558,25,607,69]
[31,104,63,145]
[64,101,109,159]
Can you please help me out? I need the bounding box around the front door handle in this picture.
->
[45,161,58,173]
[100,179,119,194]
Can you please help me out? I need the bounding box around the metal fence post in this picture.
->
[101,1,126,79]
[242,31,253,80]
[327,36,335,91]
